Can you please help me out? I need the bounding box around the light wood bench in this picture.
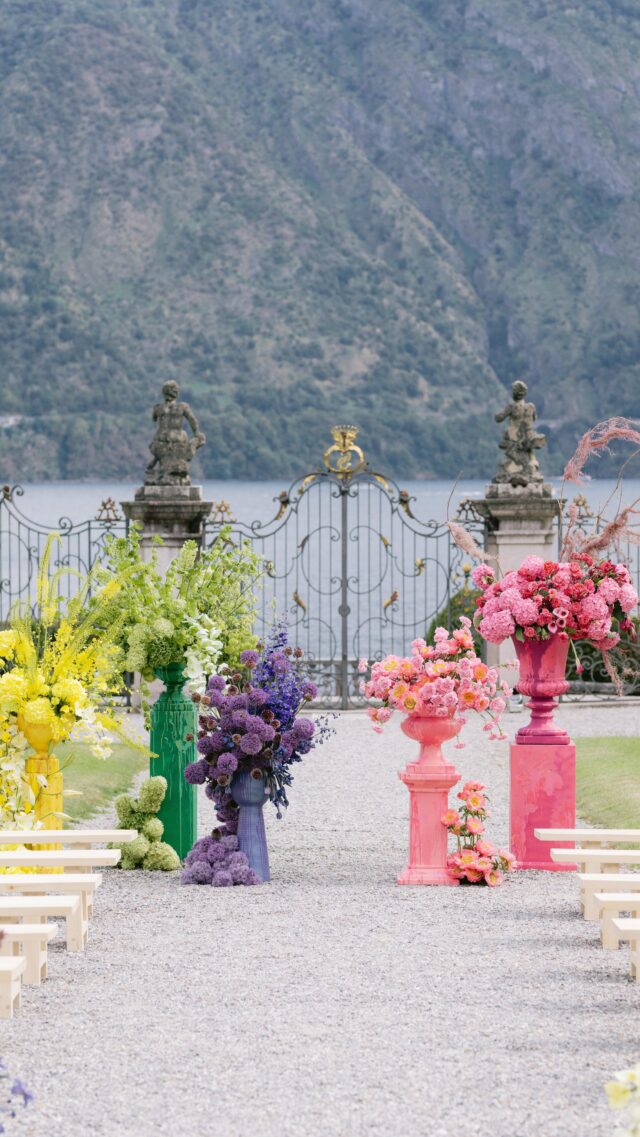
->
[0,873,101,935]
[0,829,137,847]
[536,828,640,848]
[612,918,640,982]
[0,894,84,951]
[0,922,58,985]
[551,848,640,875]
[0,848,120,875]
[593,894,640,949]
[0,956,26,1018]
[579,873,640,920]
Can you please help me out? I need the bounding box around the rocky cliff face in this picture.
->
[0,0,638,480]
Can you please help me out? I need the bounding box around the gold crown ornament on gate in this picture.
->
[323,426,366,478]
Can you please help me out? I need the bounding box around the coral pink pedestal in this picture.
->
[510,634,576,870]
[397,713,461,886]
[510,741,576,870]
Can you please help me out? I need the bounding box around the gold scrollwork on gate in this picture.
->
[323,425,366,479]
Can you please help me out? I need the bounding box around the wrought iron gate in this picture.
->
[204,427,483,708]
[0,485,127,622]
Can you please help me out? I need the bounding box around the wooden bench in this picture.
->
[579,873,640,920]
[0,956,26,1018]
[0,873,101,936]
[535,828,640,848]
[612,918,640,982]
[0,895,84,951]
[592,894,640,949]
[0,922,58,985]
[0,848,120,875]
[0,829,137,847]
[550,848,640,875]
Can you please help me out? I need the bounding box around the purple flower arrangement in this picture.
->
[181,622,332,887]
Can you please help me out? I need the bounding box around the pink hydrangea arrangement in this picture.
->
[442,781,516,886]
[360,617,512,743]
[472,555,638,655]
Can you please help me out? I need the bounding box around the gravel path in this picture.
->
[5,703,640,1137]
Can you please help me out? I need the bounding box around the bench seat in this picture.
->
[578,873,640,920]
[0,894,83,951]
[551,848,640,874]
[0,873,101,935]
[0,955,26,1018]
[535,828,640,848]
[592,893,640,949]
[0,922,58,985]
[0,829,137,846]
[0,848,120,874]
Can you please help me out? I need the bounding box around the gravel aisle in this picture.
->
[5,704,640,1137]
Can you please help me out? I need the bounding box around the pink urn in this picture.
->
[513,635,571,745]
[397,712,461,886]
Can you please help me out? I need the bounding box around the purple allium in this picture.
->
[271,650,290,673]
[246,869,261,885]
[227,694,248,711]
[208,675,226,691]
[247,687,269,707]
[302,682,318,700]
[231,709,249,729]
[240,649,260,668]
[217,752,239,775]
[207,843,227,865]
[191,860,214,884]
[181,865,197,884]
[197,735,216,757]
[221,835,238,851]
[228,851,249,868]
[205,782,218,800]
[239,733,263,755]
[293,717,315,740]
[230,862,254,885]
[184,758,210,785]
[213,869,233,887]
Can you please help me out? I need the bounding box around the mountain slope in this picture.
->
[0,0,639,481]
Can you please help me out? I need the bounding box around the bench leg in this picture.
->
[22,942,41,986]
[601,916,620,950]
[66,910,85,953]
[583,890,601,921]
[0,986,13,1019]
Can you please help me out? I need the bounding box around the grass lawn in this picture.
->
[576,736,640,831]
[57,742,149,826]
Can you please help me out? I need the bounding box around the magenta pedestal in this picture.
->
[510,634,576,869]
[510,741,576,870]
[397,713,461,886]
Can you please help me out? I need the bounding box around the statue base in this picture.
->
[122,485,213,570]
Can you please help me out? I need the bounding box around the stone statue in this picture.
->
[493,380,547,489]
[145,381,206,487]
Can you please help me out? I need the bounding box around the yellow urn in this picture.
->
[17,713,63,845]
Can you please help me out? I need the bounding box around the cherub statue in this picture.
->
[145,381,206,487]
[493,380,547,488]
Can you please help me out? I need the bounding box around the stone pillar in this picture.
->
[474,486,561,668]
[121,484,213,569]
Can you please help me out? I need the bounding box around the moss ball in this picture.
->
[142,841,180,872]
[120,834,150,869]
[142,817,164,842]
[138,776,167,814]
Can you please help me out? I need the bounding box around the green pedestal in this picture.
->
[151,664,198,861]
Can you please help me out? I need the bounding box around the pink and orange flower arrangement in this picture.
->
[471,555,637,655]
[442,782,516,886]
[360,617,512,744]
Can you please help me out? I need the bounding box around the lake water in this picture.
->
[6,476,640,528]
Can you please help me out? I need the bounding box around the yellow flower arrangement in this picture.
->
[0,535,147,830]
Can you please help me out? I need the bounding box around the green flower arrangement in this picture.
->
[96,528,261,709]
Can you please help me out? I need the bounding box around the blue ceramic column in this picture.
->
[230,769,271,882]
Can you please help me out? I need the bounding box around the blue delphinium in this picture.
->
[181,622,332,886]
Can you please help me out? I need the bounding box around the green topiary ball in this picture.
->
[138,776,167,814]
[142,817,164,842]
[142,841,181,872]
[120,834,150,870]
